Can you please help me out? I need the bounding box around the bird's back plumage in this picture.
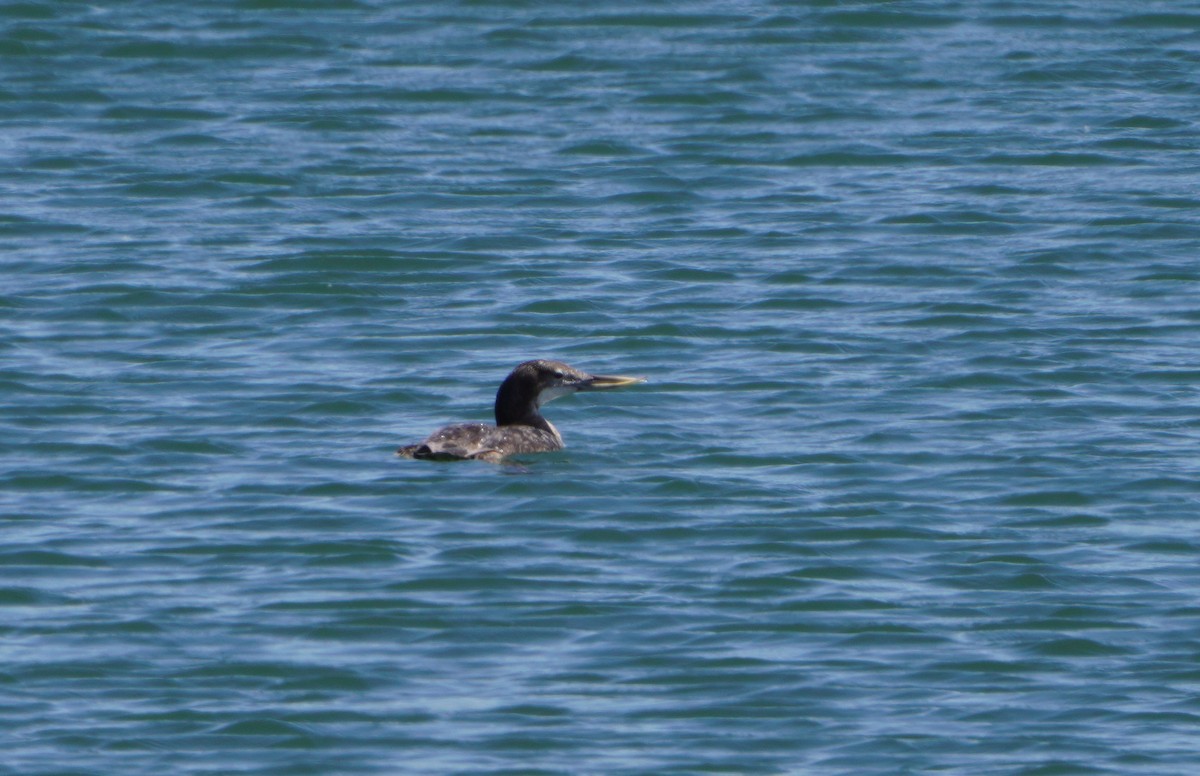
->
[396,421,561,462]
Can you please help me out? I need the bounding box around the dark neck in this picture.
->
[494,373,552,433]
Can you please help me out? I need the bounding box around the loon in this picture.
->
[395,359,645,462]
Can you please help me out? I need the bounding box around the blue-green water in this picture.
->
[4,2,1200,774]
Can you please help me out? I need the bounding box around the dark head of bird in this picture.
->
[494,359,645,433]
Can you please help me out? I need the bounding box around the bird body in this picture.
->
[396,359,644,462]
[396,421,561,463]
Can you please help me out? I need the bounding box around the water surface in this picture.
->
[3,2,1200,774]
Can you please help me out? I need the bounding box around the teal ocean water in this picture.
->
[4,2,1200,773]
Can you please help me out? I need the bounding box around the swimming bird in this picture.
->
[395,359,645,462]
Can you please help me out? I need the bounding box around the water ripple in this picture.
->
[4,1,1200,774]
